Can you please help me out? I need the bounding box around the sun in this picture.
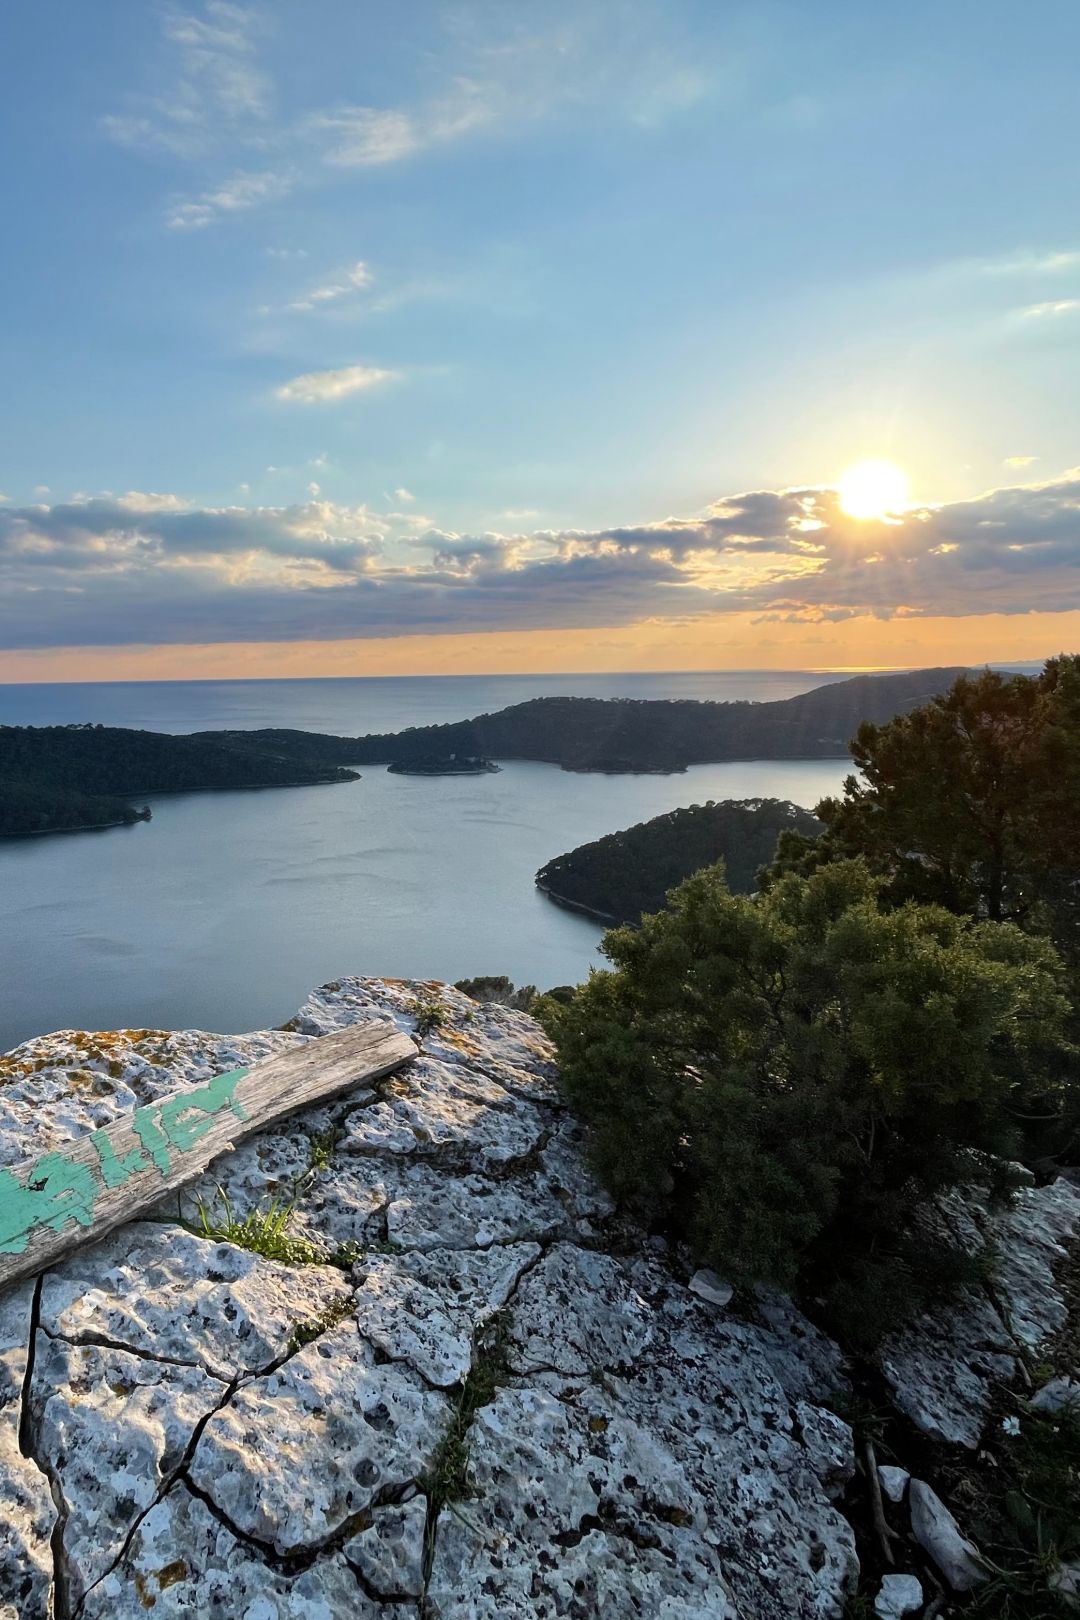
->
[837,459,910,520]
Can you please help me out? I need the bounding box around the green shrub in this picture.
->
[546,858,1074,1342]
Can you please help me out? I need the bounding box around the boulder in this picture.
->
[874,1572,924,1618]
[909,1478,987,1591]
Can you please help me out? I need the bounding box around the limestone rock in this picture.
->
[1030,1374,1080,1415]
[507,1243,654,1375]
[341,1492,427,1599]
[874,1572,924,1618]
[909,1477,987,1591]
[186,1318,449,1554]
[881,1178,1080,1447]
[352,1242,540,1386]
[689,1268,733,1308]
[877,1465,910,1504]
[795,1400,856,1501]
[40,1222,353,1379]
[80,1483,369,1620]
[0,1284,55,1620]
[31,1336,224,1599]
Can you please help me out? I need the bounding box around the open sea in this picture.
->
[0,673,853,1049]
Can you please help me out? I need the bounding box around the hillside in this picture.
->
[197,666,971,775]
[1,975,1076,1619]
[536,797,822,923]
[0,724,358,837]
[0,668,968,837]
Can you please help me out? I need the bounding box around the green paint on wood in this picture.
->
[0,1065,249,1255]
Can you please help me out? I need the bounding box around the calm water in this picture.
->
[0,674,851,1049]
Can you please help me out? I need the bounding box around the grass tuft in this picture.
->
[190,1189,323,1266]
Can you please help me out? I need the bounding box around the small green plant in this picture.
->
[287,1295,354,1354]
[191,1190,323,1266]
[963,1400,1080,1620]
[424,1313,511,1509]
[307,1125,344,1172]
[409,996,449,1037]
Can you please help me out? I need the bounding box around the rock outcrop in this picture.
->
[0,976,1076,1619]
[0,978,858,1620]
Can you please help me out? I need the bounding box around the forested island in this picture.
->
[537,797,821,922]
[387,754,499,776]
[0,668,965,837]
[193,666,969,775]
[0,724,358,837]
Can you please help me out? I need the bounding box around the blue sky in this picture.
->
[1,1,1079,675]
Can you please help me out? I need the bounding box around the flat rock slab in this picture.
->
[187,1319,449,1554]
[0,1282,54,1620]
[353,1243,540,1386]
[80,1484,376,1620]
[40,1222,353,1379]
[880,1178,1080,1447]
[31,1337,225,1599]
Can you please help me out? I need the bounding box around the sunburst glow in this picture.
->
[837,459,910,521]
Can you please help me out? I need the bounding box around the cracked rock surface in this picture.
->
[2,975,1072,1617]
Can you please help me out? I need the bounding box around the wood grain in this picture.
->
[0,1022,416,1289]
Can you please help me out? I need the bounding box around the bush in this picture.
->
[544,858,1074,1343]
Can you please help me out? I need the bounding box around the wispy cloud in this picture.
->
[102,1,271,161]
[1004,455,1038,468]
[308,107,422,168]
[278,260,373,313]
[274,363,397,404]
[1021,298,1080,319]
[4,472,1080,651]
[166,168,289,229]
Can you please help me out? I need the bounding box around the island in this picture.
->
[0,723,358,838]
[387,754,500,776]
[536,797,822,924]
[196,665,967,776]
[0,667,968,838]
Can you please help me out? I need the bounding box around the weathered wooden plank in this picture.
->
[0,1022,416,1289]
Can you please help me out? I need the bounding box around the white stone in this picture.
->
[877,1465,910,1504]
[0,1283,55,1620]
[341,1492,427,1599]
[909,1478,987,1591]
[80,1483,369,1620]
[507,1243,654,1375]
[187,1318,449,1554]
[689,1268,734,1308]
[1031,1375,1080,1415]
[874,1572,924,1619]
[353,1242,540,1386]
[40,1222,353,1379]
[31,1337,225,1600]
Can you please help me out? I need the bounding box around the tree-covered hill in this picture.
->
[198,667,970,775]
[536,798,822,923]
[0,725,358,836]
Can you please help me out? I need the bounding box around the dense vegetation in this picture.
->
[196,666,967,774]
[387,754,499,775]
[537,797,821,923]
[541,657,1080,1351]
[0,724,358,836]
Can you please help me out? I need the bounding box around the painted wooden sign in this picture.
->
[0,1021,416,1290]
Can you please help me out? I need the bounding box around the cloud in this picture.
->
[3,472,1080,653]
[282,260,373,313]
[274,364,397,404]
[1004,455,1038,468]
[167,168,289,229]
[308,107,421,167]
[103,1,271,161]
[1021,298,1080,319]
[394,487,415,503]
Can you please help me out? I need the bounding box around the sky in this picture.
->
[1,0,1079,679]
